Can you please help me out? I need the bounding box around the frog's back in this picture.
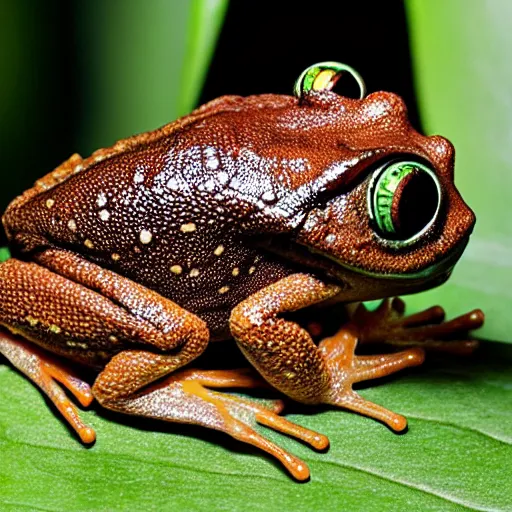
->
[2,96,314,338]
[4,90,414,337]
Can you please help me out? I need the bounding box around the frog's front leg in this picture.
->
[230,273,428,431]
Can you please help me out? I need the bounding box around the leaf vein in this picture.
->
[319,460,498,512]
[405,413,512,445]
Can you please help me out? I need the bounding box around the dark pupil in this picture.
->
[391,169,439,239]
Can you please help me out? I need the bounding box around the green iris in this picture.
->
[369,160,442,245]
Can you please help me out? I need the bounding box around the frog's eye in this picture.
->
[368,160,442,247]
[294,61,366,100]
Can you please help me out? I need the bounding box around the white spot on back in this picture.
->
[45,198,55,209]
[261,191,275,203]
[139,229,152,244]
[206,156,219,170]
[68,219,77,231]
[97,192,107,207]
[229,177,241,189]
[170,265,182,275]
[180,223,196,233]
[134,168,144,184]
[99,209,110,221]
[167,177,179,191]
[214,245,224,256]
[218,171,229,185]
[203,178,216,191]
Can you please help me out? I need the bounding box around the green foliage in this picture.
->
[178,0,229,116]
[0,247,10,262]
[1,344,510,511]
[405,0,512,343]
[77,0,228,154]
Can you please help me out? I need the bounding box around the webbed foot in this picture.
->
[352,298,484,354]
[0,330,95,443]
[103,368,328,481]
[319,326,424,431]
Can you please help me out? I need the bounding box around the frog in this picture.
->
[0,62,483,480]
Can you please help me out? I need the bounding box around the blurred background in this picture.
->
[0,0,510,342]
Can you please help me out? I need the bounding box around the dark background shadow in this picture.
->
[0,0,418,245]
[201,0,419,127]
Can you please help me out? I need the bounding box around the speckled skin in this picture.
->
[0,88,484,480]
[2,91,474,335]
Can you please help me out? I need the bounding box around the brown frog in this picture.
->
[0,63,483,480]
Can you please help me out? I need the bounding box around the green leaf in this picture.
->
[0,247,10,262]
[178,0,229,116]
[1,343,510,511]
[405,0,512,343]
[77,0,227,153]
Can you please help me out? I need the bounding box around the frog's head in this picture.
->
[288,63,475,301]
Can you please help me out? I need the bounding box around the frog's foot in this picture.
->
[105,368,328,481]
[0,330,95,443]
[319,327,424,431]
[352,298,484,355]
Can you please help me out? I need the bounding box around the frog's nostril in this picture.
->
[368,160,442,246]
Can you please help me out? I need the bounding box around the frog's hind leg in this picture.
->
[0,331,95,443]
[94,365,328,481]
[172,367,270,390]
[0,253,320,480]
[0,254,209,445]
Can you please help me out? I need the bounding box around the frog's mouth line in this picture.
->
[320,234,470,283]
